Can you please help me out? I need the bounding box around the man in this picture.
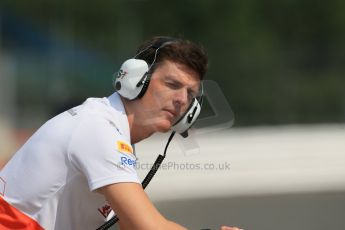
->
[0,36,242,230]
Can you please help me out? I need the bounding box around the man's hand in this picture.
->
[219,226,243,230]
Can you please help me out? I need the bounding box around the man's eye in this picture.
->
[166,81,179,89]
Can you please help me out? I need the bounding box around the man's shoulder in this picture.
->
[68,96,130,140]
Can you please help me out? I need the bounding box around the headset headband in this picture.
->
[134,37,178,70]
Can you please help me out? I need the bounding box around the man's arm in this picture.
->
[98,182,187,230]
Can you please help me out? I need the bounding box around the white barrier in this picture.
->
[135,124,345,230]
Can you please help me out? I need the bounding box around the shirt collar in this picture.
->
[107,92,131,143]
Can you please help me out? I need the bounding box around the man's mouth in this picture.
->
[163,109,177,121]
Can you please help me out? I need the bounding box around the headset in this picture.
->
[113,37,203,137]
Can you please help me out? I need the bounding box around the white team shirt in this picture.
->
[0,92,140,230]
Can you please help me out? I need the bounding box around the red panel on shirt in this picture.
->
[0,196,44,230]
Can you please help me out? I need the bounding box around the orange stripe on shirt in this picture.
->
[0,196,44,230]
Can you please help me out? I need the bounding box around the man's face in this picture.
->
[139,59,201,133]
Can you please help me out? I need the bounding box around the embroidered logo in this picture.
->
[98,204,112,218]
[120,156,136,167]
[117,141,133,154]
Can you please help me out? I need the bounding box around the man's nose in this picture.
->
[173,88,189,108]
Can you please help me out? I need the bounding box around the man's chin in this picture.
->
[157,126,172,133]
[155,121,173,133]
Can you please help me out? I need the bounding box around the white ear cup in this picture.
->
[114,59,149,100]
[172,98,201,135]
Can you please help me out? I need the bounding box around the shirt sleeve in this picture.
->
[67,114,140,191]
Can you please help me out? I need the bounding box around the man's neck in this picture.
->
[120,97,154,144]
